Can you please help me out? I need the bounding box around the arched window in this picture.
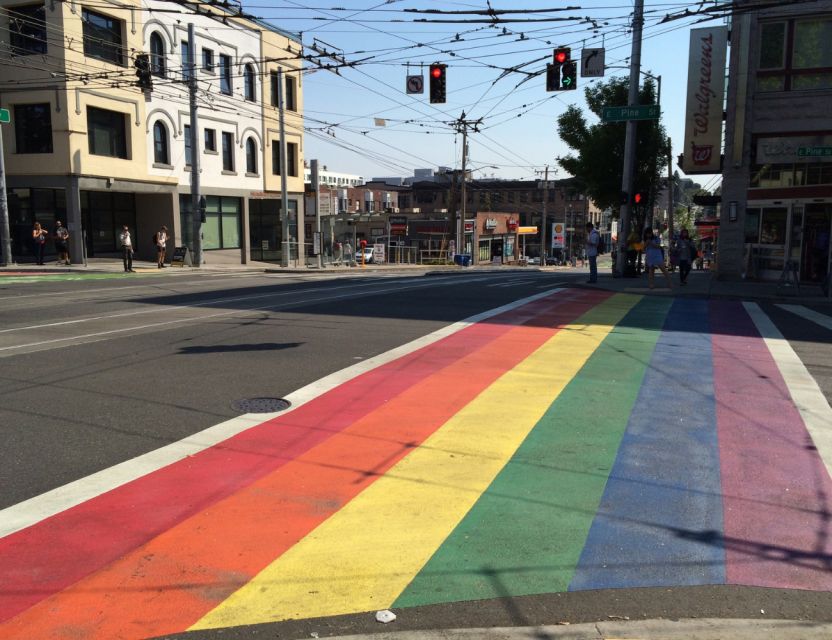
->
[149,32,166,77]
[153,121,169,164]
[244,63,256,102]
[246,137,257,174]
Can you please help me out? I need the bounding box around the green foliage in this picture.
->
[556,77,668,215]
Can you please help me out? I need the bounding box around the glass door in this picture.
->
[801,204,832,282]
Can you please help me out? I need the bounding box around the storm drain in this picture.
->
[231,397,291,414]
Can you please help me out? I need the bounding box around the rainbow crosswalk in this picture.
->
[1,289,831,639]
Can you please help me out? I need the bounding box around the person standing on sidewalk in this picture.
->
[32,222,48,265]
[643,227,672,290]
[54,221,70,265]
[585,222,599,283]
[155,225,168,268]
[675,228,696,286]
[119,225,135,272]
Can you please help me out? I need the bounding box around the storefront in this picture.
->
[474,213,519,265]
[743,200,831,282]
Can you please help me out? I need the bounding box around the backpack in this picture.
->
[596,232,606,254]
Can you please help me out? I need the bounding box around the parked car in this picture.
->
[528,257,541,265]
[360,247,374,264]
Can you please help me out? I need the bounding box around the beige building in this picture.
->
[0,0,303,265]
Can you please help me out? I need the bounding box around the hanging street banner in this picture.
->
[681,25,728,174]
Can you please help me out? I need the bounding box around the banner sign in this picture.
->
[551,222,565,249]
[682,26,728,174]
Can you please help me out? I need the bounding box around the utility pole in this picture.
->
[187,23,202,267]
[311,159,323,268]
[666,136,674,238]
[615,0,645,276]
[453,113,482,261]
[0,120,13,266]
[537,165,550,262]
[278,68,290,268]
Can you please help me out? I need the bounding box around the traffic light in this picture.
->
[429,63,446,104]
[561,60,577,90]
[135,53,152,90]
[620,191,629,206]
[554,47,570,65]
[632,191,647,206]
[546,63,559,91]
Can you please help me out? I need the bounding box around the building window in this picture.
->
[204,128,216,152]
[285,75,297,111]
[87,107,127,158]
[220,54,232,95]
[222,132,234,171]
[82,9,124,66]
[758,18,832,92]
[153,121,169,164]
[271,142,298,176]
[244,63,256,101]
[246,138,257,174]
[202,48,214,72]
[270,71,278,106]
[149,32,166,77]
[14,104,53,154]
[9,4,47,55]
[184,124,192,166]
[181,40,193,80]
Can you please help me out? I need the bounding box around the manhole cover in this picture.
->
[231,397,291,413]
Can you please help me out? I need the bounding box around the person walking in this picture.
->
[585,221,600,283]
[119,225,135,272]
[643,227,672,290]
[32,222,48,265]
[155,225,168,268]
[54,220,70,265]
[343,241,353,267]
[675,228,696,286]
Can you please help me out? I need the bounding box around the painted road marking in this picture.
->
[712,301,832,590]
[0,292,598,638]
[746,303,832,483]
[0,288,564,539]
[777,304,832,332]
[191,294,638,629]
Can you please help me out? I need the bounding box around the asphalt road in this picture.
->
[0,269,569,508]
[3,269,832,640]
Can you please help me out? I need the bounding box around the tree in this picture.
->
[556,77,668,230]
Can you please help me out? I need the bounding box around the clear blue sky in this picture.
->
[251,0,723,190]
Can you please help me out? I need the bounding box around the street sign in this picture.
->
[601,104,660,122]
[0,108,9,124]
[581,48,605,78]
[406,75,424,94]
[798,146,832,158]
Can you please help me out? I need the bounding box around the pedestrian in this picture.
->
[643,227,672,289]
[675,228,696,286]
[32,222,48,265]
[54,220,70,265]
[343,241,353,267]
[119,225,135,272]
[155,225,168,268]
[585,221,599,283]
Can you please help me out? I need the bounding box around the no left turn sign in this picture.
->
[406,75,424,94]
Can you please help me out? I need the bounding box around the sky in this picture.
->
[250,0,725,189]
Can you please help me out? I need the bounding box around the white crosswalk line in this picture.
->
[777,304,832,331]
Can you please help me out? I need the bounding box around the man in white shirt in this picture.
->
[585,222,600,283]
[119,226,135,272]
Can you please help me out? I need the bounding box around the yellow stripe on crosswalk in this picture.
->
[191,294,640,630]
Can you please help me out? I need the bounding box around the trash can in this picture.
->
[454,254,471,267]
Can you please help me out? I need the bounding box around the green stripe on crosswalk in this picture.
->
[394,295,672,607]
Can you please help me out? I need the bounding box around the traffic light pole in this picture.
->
[615,0,645,277]
[0,124,13,266]
[453,114,482,262]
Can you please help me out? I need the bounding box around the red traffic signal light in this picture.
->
[429,63,446,103]
[554,47,570,64]
[632,192,646,205]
